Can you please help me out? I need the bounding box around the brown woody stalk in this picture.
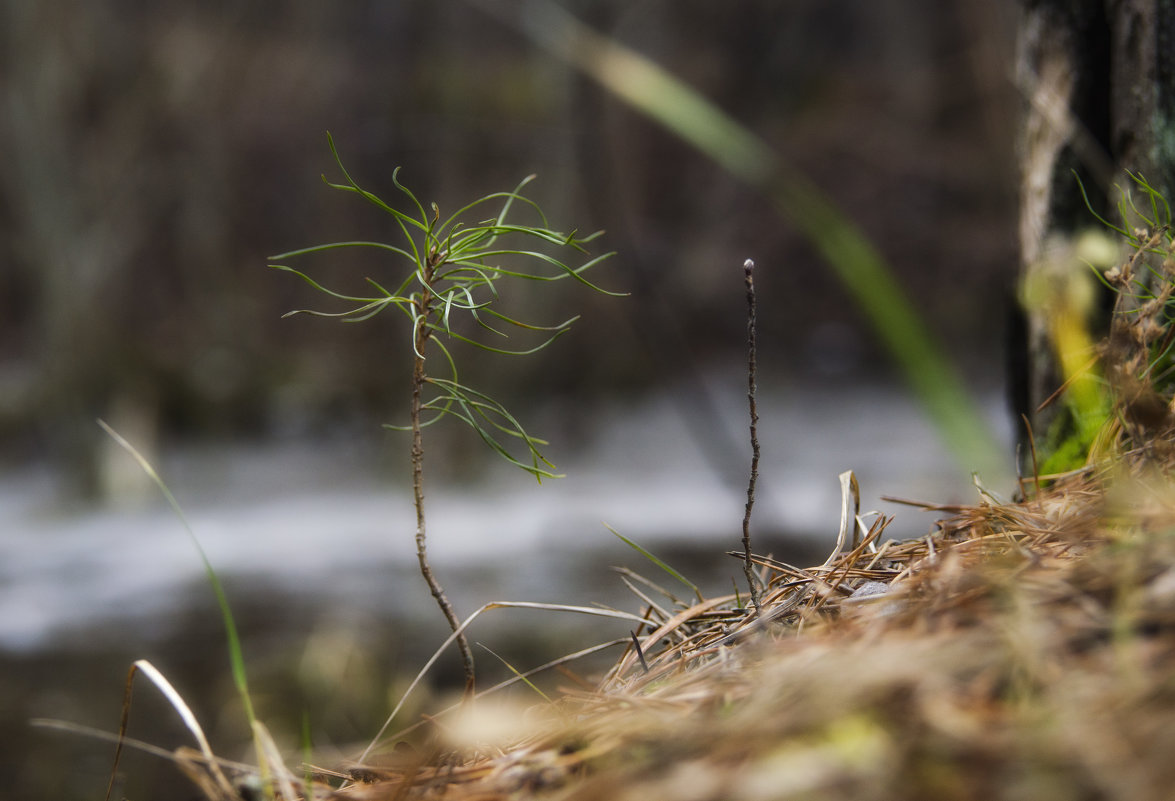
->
[742,258,764,612]
[411,249,476,695]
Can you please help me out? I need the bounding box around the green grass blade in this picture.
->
[97,420,257,728]
[478,644,553,703]
[606,523,703,603]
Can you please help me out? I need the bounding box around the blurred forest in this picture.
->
[0,0,1020,498]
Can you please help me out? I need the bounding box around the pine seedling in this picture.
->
[271,134,619,693]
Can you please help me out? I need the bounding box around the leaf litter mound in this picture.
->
[179,232,1175,800]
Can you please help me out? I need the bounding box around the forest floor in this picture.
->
[164,234,1175,801]
[294,461,1175,801]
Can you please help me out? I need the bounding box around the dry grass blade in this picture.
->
[375,637,627,748]
[110,660,237,801]
[252,720,300,801]
[601,595,738,689]
[612,564,690,611]
[33,718,254,770]
[821,470,862,568]
[359,601,649,763]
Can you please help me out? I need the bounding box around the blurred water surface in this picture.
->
[1,379,1015,652]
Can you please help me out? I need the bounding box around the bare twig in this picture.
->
[742,258,764,612]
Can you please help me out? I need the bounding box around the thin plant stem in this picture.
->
[412,254,476,695]
[742,258,764,613]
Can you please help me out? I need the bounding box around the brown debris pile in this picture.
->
[322,460,1175,801]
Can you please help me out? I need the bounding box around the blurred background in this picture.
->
[1,0,1021,797]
